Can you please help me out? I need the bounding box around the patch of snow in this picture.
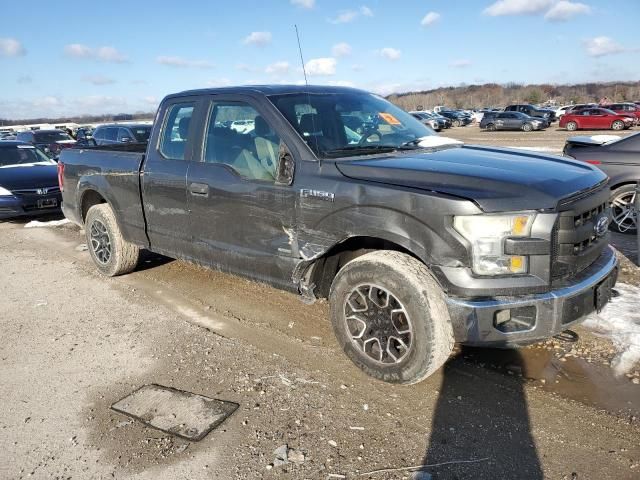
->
[584,283,640,375]
[24,219,70,228]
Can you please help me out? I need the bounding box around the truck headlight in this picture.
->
[453,213,535,275]
[0,186,14,196]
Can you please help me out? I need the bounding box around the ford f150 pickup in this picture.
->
[59,86,618,384]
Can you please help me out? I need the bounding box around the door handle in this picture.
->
[189,182,209,196]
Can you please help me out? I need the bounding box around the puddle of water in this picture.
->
[461,346,639,415]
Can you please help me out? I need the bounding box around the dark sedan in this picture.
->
[437,110,471,127]
[0,142,62,219]
[563,132,639,233]
[480,111,547,131]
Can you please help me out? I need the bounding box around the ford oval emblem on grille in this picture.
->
[594,215,609,237]
[36,188,49,195]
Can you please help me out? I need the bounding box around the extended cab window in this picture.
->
[160,103,194,160]
[203,102,279,181]
[105,128,118,142]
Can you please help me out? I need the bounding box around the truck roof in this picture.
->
[170,84,365,99]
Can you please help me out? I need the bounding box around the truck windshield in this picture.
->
[269,91,434,158]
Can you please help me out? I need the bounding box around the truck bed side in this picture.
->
[60,144,149,247]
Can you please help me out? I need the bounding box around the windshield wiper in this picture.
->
[323,144,422,158]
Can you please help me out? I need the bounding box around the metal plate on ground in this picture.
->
[111,384,238,441]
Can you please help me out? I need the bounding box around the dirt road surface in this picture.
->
[1,127,639,479]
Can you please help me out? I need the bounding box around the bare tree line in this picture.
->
[388,81,640,111]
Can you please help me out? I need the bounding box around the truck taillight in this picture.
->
[57,162,65,191]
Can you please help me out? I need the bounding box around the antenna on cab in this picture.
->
[294,25,320,161]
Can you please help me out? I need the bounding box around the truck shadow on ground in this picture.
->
[420,349,543,479]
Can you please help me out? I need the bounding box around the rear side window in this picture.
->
[160,103,194,160]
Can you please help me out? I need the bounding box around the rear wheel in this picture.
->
[486,123,496,131]
[329,251,454,384]
[611,120,624,131]
[85,204,140,276]
[566,121,578,131]
[522,122,533,132]
[453,119,461,127]
[610,185,637,233]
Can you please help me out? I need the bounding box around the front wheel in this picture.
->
[453,119,461,127]
[610,185,638,233]
[566,121,578,131]
[522,122,533,132]
[611,120,624,131]
[486,123,496,131]
[329,251,454,385]
[85,203,140,276]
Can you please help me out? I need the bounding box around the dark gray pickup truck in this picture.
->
[59,85,617,384]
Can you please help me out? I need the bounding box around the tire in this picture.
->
[522,122,533,132]
[453,120,461,127]
[566,121,578,131]
[610,184,638,234]
[85,204,140,276]
[486,123,496,131]
[329,251,454,385]
[611,120,624,131]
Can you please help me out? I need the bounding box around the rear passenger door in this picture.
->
[186,94,298,289]
[142,97,202,257]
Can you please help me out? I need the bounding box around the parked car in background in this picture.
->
[431,112,452,128]
[410,111,444,131]
[59,84,617,384]
[437,110,471,127]
[480,111,546,131]
[601,103,640,120]
[0,141,62,219]
[504,104,557,123]
[559,108,635,131]
[16,129,76,158]
[555,105,576,119]
[92,123,152,146]
[563,132,640,233]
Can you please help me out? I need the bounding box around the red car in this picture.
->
[559,108,635,131]
[601,102,640,120]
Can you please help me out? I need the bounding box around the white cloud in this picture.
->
[64,44,128,63]
[83,75,116,85]
[32,96,62,108]
[421,12,441,26]
[243,31,272,46]
[450,59,472,68]
[332,42,352,57]
[329,6,373,24]
[378,47,401,61]
[544,1,591,21]
[327,80,356,87]
[265,61,290,75]
[360,6,373,17]
[0,38,26,57]
[64,43,92,58]
[484,0,552,16]
[96,46,127,63]
[583,36,626,57]
[156,56,214,68]
[305,57,337,76]
[291,0,314,8]
[143,96,159,106]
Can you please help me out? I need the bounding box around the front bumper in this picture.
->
[0,194,62,219]
[445,247,618,346]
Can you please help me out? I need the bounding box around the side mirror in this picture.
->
[276,141,295,185]
[120,137,132,143]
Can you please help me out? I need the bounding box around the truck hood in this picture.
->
[335,145,607,212]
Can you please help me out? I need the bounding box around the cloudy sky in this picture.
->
[1,0,638,119]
